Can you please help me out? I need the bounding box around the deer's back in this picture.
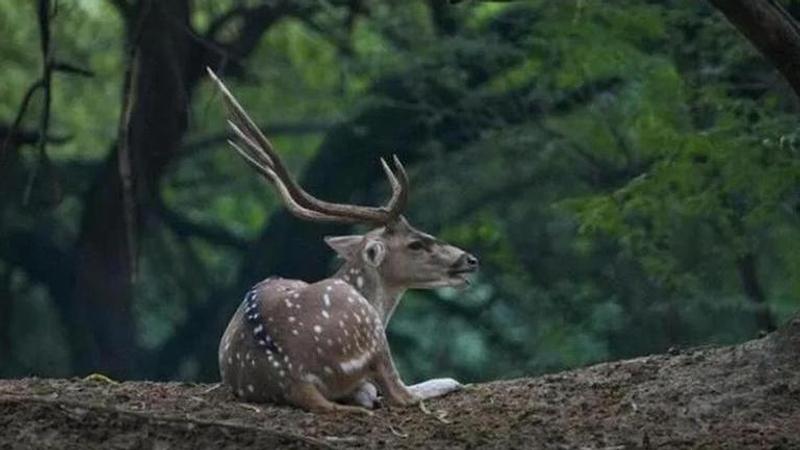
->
[219,276,386,403]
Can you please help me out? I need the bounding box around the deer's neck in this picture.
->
[334,261,406,324]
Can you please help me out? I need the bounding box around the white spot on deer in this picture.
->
[284,299,293,308]
[237,388,244,397]
[279,370,286,378]
[292,329,299,336]
[313,325,323,334]
[335,280,345,285]
[316,347,324,355]
[254,324,263,334]
[251,360,257,367]
[340,351,372,374]
[240,332,245,339]
[323,294,331,307]
[272,360,280,368]
[323,366,334,375]
[321,310,330,319]
[326,285,333,291]
[247,384,254,393]
[354,313,362,324]
[227,357,232,364]
[292,292,300,299]
[338,320,345,328]
[347,296,355,304]
[327,338,333,346]
[288,316,296,323]
[356,276,364,288]
[224,342,230,351]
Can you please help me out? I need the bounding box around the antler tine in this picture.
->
[227,139,362,224]
[207,67,408,224]
[380,156,404,221]
[227,139,274,180]
[385,154,409,219]
[227,120,274,168]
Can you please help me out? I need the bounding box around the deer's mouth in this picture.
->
[448,267,478,286]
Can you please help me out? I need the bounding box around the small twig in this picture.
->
[51,61,94,78]
[202,383,222,394]
[324,436,360,443]
[433,409,451,424]
[418,400,431,415]
[388,424,408,438]
[238,402,262,414]
[417,399,451,424]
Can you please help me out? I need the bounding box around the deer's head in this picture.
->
[325,216,478,290]
[207,68,478,292]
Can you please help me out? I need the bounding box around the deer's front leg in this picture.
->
[370,349,419,406]
[408,378,463,400]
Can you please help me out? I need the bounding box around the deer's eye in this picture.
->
[407,240,425,251]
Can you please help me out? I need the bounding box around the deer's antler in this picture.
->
[206,68,408,225]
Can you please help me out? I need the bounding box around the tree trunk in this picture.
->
[71,0,193,377]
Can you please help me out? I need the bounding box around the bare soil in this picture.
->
[2,317,799,449]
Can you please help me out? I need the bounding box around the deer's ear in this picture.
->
[362,239,387,268]
[324,235,364,259]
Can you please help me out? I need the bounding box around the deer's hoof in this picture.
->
[350,381,380,409]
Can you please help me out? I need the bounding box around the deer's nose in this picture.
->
[465,253,479,268]
[457,252,479,270]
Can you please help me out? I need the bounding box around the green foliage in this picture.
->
[1,0,799,383]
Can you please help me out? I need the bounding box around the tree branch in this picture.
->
[23,0,56,206]
[0,80,44,172]
[157,202,249,251]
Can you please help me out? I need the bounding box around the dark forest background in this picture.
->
[1,0,799,385]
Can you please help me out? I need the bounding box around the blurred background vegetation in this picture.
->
[1,0,799,385]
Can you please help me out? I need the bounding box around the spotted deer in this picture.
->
[208,68,479,413]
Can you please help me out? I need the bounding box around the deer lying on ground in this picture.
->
[208,68,479,413]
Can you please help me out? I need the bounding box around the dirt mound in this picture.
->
[2,318,799,449]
